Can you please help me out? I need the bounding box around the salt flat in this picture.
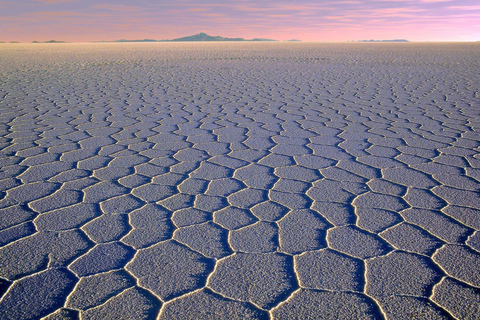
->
[0,42,479,319]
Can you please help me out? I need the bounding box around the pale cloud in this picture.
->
[372,7,425,14]
[187,8,209,12]
[93,4,142,12]
[201,13,225,17]
[32,0,78,3]
[233,3,327,13]
[375,0,452,2]
[448,5,480,10]
[325,16,344,20]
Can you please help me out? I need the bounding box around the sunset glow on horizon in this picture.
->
[1,0,479,43]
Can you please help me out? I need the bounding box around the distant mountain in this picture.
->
[251,38,277,42]
[98,32,277,43]
[114,39,158,42]
[167,32,276,42]
[285,39,302,42]
[32,40,67,43]
[358,39,409,43]
[169,32,243,42]
[93,39,157,43]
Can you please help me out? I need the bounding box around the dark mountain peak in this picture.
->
[170,32,276,42]
[104,32,277,43]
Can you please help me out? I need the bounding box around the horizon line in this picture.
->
[3,40,480,44]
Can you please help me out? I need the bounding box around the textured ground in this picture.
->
[0,42,479,319]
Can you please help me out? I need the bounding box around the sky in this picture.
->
[1,0,479,42]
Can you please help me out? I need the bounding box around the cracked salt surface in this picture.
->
[0,42,479,319]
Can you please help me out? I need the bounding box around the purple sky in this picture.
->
[1,0,479,42]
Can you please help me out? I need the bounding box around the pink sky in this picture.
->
[1,0,479,42]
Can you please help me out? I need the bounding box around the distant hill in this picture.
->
[114,39,157,43]
[99,32,277,43]
[32,40,67,43]
[167,32,277,42]
[250,38,277,42]
[358,39,409,43]
[168,33,244,42]
[286,39,302,42]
